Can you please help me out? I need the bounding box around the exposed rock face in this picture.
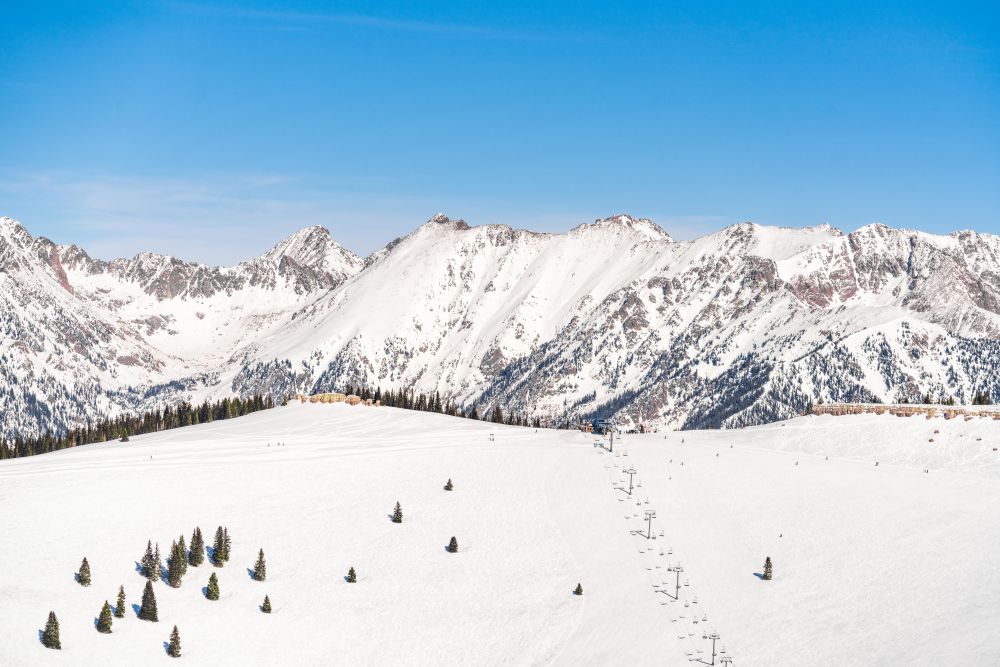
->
[3,212,1000,439]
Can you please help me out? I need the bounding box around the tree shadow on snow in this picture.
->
[132,603,142,617]
[752,572,765,580]
[37,629,44,646]
[246,568,256,580]
[163,641,171,655]
[206,546,216,563]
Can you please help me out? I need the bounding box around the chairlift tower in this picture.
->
[705,632,720,665]
[624,467,637,495]
[719,656,733,667]
[667,564,683,599]
[643,509,656,539]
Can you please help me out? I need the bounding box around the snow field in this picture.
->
[2,404,999,665]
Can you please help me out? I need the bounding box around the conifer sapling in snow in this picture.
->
[138,580,159,621]
[42,611,61,649]
[392,501,403,523]
[253,548,266,581]
[443,478,453,491]
[206,572,220,600]
[177,534,188,576]
[77,557,92,586]
[115,585,126,618]
[346,566,357,583]
[261,595,272,613]
[142,540,156,580]
[763,556,773,581]
[223,528,231,562]
[446,536,458,553]
[97,600,113,633]
[189,527,204,567]
[168,540,183,588]
[212,527,224,566]
[167,625,181,658]
[573,583,583,596]
[153,543,163,581]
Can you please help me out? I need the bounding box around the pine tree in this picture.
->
[446,536,458,553]
[763,556,773,581]
[206,572,220,600]
[222,528,231,562]
[261,595,272,613]
[253,548,267,581]
[391,501,403,523]
[77,557,92,586]
[167,625,181,658]
[153,543,163,581]
[42,611,61,649]
[573,583,583,596]
[346,566,357,583]
[212,527,224,566]
[177,534,188,576]
[189,527,204,567]
[97,600,113,633]
[443,478,453,491]
[168,540,183,588]
[142,540,156,580]
[138,580,159,621]
[115,585,126,618]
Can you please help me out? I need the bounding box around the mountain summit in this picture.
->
[2,214,1000,438]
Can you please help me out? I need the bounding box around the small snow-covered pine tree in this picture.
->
[96,600,113,633]
[167,625,181,658]
[261,595,272,613]
[142,540,156,580]
[573,583,583,596]
[346,566,357,583]
[114,585,126,618]
[177,534,188,576]
[153,543,163,581]
[77,557,92,586]
[168,541,183,588]
[392,501,403,523]
[253,549,266,581]
[763,556,773,581]
[212,527,224,566]
[446,536,458,553]
[189,527,204,567]
[138,580,159,621]
[42,611,61,649]
[206,572,220,600]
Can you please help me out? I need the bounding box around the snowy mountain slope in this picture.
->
[2,404,998,665]
[0,217,361,437]
[5,212,1000,439]
[234,216,1000,430]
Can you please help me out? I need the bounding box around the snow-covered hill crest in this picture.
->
[4,213,1000,438]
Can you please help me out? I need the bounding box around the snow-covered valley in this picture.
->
[2,403,998,665]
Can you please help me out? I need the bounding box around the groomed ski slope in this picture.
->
[2,404,999,666]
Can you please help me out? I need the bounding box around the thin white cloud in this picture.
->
[166,1,571,42]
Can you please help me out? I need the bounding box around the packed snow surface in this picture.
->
[2,404,999,665]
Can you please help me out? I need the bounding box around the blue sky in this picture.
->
[1,1,997,263]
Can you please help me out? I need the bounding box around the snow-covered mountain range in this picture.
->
[4,212,1000,438]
